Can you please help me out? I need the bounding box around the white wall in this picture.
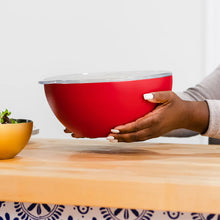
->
[0,0,208,143]
[205,0,220,75]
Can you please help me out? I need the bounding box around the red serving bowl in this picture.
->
[40,71,172,138]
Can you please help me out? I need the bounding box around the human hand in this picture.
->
[64,128,83,138]
[107,91,209,142]
[64,128,74,138]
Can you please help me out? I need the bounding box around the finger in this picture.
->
[143,91,174,104]
[106,136,118,143]
[64,128,72,133]
[109,128,153,142]
[113,116,153,134]
[113,121,138,134]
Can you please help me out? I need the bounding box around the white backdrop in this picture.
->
[0,0,209,143]
[205,0,220,74]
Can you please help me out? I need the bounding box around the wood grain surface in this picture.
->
[0,138,220,213]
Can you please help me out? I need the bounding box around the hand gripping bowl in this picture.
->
[39,71,172,138]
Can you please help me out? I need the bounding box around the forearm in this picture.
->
[164,65,220,138]
[183,101,209,134]
[180,65,220,101]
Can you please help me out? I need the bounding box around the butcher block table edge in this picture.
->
[0,138,219,214]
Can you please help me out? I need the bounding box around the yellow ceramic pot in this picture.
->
[0,119,33,159]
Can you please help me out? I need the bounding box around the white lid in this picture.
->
[39,71,172,84]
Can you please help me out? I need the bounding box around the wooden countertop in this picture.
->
[0,138,220,213]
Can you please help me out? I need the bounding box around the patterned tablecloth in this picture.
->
[0,201,217,220]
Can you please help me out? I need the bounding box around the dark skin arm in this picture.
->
[107,91,209,142]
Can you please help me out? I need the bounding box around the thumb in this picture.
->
[143,91,174,103]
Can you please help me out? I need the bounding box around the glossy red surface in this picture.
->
[44,75,172,138]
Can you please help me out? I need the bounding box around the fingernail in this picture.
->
[143,93,154,100]
[111,129,120,134]
[106,136,114,140]
[109,139,118,143]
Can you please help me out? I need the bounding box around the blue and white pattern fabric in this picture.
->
[0,201,218,220]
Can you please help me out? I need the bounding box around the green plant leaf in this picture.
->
[0,109,17,124]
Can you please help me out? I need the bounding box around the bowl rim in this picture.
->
[0,119,33,125]
[39,71,172,84]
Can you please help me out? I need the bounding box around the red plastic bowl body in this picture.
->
[44,75,172,138]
